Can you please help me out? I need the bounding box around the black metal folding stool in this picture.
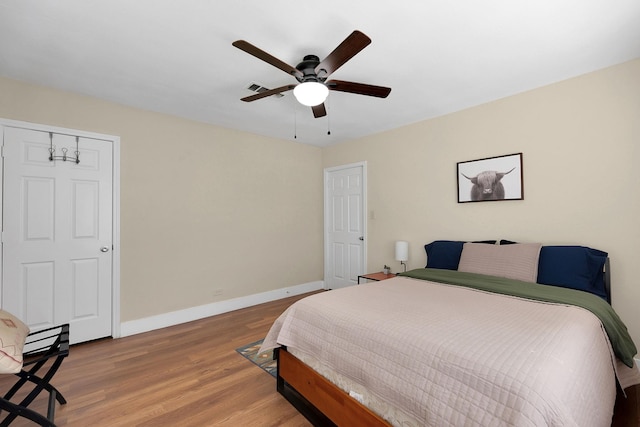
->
[0,324,69,427]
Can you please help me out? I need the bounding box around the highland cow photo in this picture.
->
[457,153,523,203]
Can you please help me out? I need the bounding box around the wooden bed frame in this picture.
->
[274,258,613,426]
[275,347,390,427]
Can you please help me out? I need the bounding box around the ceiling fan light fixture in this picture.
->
[293,82,329,107]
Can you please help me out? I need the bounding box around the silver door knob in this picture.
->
[100,246,110,252]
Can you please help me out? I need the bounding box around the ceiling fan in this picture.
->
[232,30,391,118]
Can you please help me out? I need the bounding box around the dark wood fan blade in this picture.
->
[326,79,391,98]
[312,103,327,118]
[240,85,296,102]
[315,31,371,77]
[233,40,303,79]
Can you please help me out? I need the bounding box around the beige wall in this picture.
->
[1,58,639,348]
[323,59,640,347]
[0,77,324,322]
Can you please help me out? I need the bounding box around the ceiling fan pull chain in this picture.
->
[327,94,331,136]
[293,97,297,139]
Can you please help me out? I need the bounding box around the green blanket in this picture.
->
[399,268,637,368]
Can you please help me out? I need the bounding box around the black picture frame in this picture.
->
[457,153,523,203]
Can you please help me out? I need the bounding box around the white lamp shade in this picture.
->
[293,82,329,107]
[395,241,409,262]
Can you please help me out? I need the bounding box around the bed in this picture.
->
[260,241,640,427]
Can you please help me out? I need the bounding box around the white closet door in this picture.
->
[2,126,113,344]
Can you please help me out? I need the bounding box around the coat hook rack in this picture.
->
[48,132,80,164]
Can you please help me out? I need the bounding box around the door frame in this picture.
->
[323,161,367,289]
[0,118,121,339]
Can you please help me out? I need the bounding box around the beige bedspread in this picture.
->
[262,276,640,427]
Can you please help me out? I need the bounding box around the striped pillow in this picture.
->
[458,242,542,283]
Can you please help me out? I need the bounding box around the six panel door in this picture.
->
[2,126,113,344]
[325,165,365,289]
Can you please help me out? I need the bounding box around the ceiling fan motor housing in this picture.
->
[296,55,325,83]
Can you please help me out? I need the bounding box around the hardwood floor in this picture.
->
[1,291,638,426]
[0,292,315,427]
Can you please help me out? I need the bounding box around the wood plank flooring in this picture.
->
[0,291,637,426]
[0,292,315,427]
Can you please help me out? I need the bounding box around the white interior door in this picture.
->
[2,126,113,344]
[324,163,366,289]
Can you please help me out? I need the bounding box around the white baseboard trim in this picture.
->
[119,280,324,338]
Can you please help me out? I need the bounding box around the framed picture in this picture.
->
[457,153,523,203]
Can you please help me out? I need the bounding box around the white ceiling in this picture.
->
[1,1,639,147]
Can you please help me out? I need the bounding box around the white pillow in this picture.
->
[458,242,542,283]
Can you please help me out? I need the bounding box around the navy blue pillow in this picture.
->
[425,240,497,270]
[424,241,465,270]
[537,246,608,301]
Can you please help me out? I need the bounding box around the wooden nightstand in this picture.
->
[357,272,397,284]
